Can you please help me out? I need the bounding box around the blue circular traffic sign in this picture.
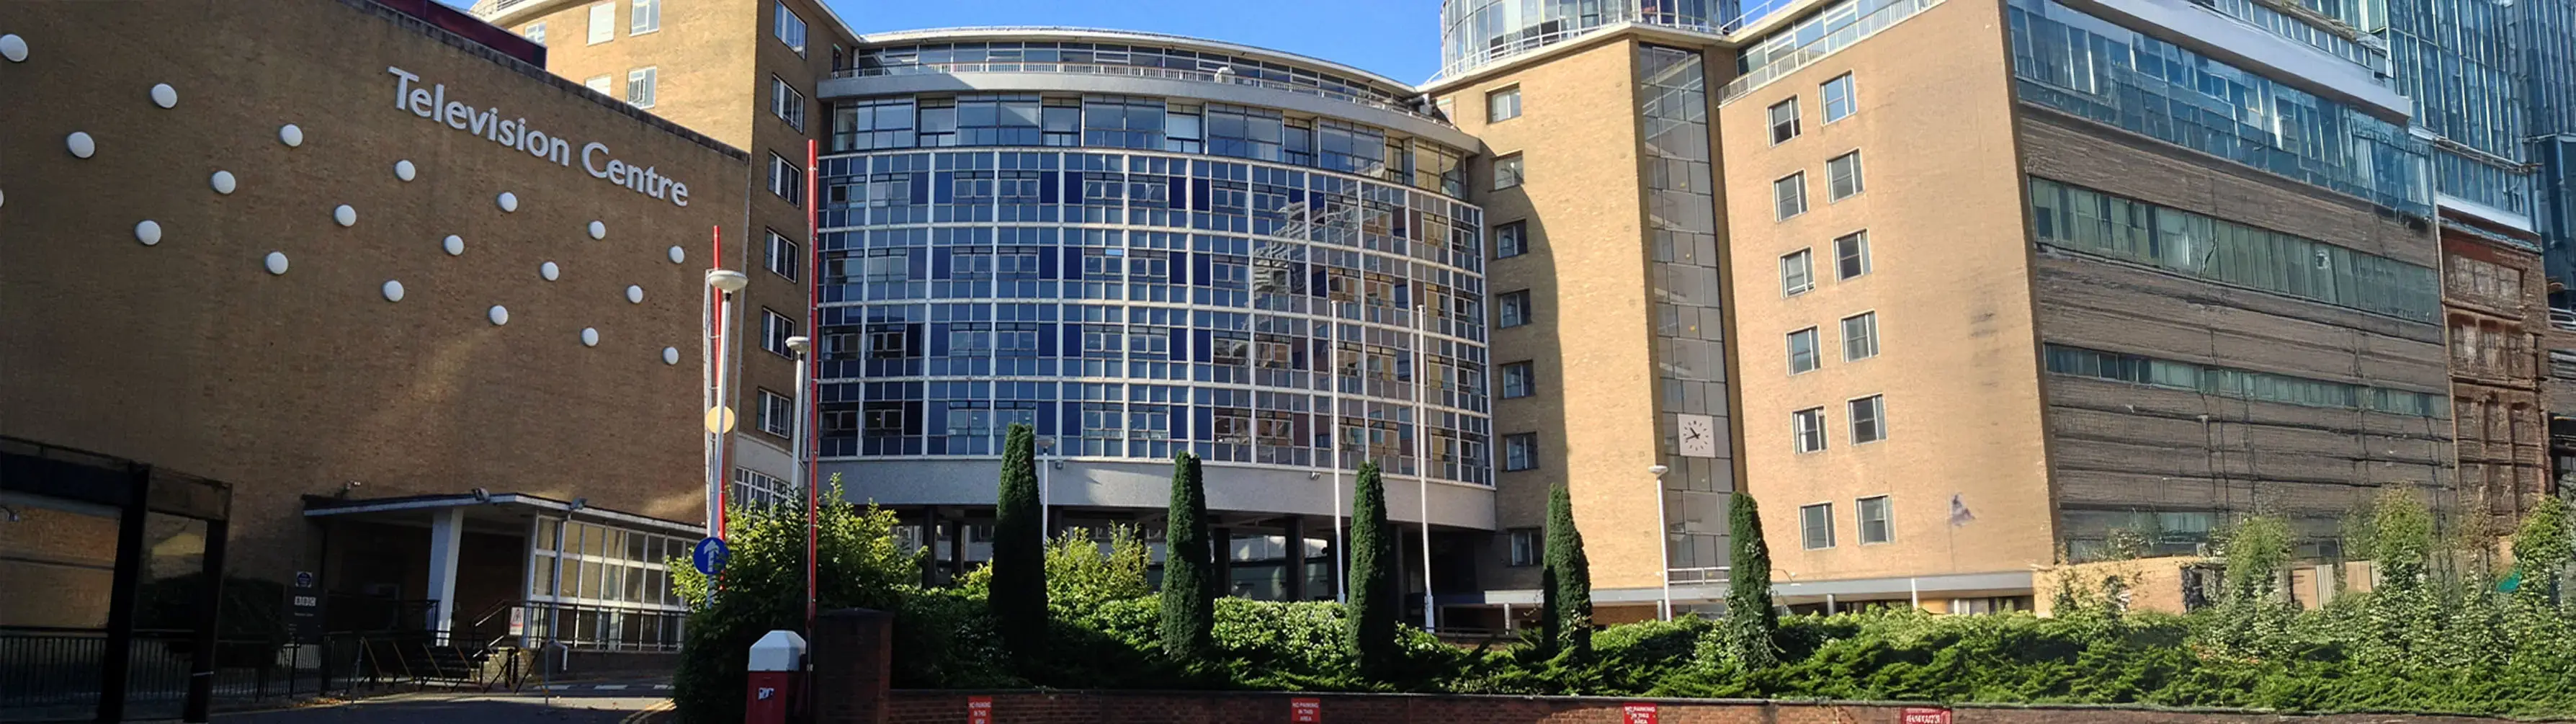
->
[692,537,730,575]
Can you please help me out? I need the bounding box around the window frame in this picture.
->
[765,229,800,281]
[1493,153,1524,190]
[1828,150,1865,202]
[586,1,614,45]
[523,22,547,45]
[1507,528,1539,566]
[1487,85,1523,123]
[1856,494,1892,545]
[1792,407,1827,453]
[758,389,794,438]
[1493,220,1529,259]
[1833,231,1871,280]
[1500,360,1535,398]
[770,76,807,132]
[761,308,797,358]
[1774,171,1808,220]
[1780,249,1814,296]
[773,1,808,56]
[1502,432,1539,471]
[625,66,657,109]
[629,0,659,35]
[1848,394,1886,444]
[1768,97,1800,145]
[583,75,612,94]
[1496,290,1531,329]
[769,153,803,206]
[1822,73,1856,123]
[1786,326,1820,375]
[1840,311,1878,362]
[1800,502,1836,550]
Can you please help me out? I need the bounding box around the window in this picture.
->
[1857,496,1892,544]
[759,390,794,437]
[629,0,658,34]
[761,309,796,357]
[1840,313,1877,361]
[773,2,806,55]
[1800,503,1835,549]
[1827,151,1864,200]
[1821,73,1856,122]
[1487,86,1522,122]
[523,22,546,45]
[1493,153,1524,190]
[1786,327,1820,374]
[1496,290,1531,328]
[1780,249,1813,295]
[769,154,802,206]
[583,75,612,94]
[1501,361,1534,398]
[625,66,657,108]
[1768,97,1799,144]
[586,2,614,44]
[1833,231,1870,280]
[1503,433,1538,471]
[1792,407,1826,452]
[1494,220,1529,259]
[1848,395,1885,444]
[1774,172,1807,220]
[771,76,806,131]
[765,230,798,281]
[1507,529,1539,566]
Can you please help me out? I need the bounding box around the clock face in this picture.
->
[1678,414,1717,458]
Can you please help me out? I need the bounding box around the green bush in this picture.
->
[668,477,916,724]
[988,424,1047,656]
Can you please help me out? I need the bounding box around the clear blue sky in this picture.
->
[439,0,1449,83]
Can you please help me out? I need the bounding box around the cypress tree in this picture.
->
[1159,452,1216,661]
[989,424,1048,654]
[1539,481,1592,658]
[1725,491,1777,669]
[1343,460,1398,676]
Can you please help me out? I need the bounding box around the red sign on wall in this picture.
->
[967,695,993,724]
[1291,697,1322,723]
[1623,702,1658,724]
[1901,706,1953,724]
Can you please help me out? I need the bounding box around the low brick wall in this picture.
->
[877,692,2528,724]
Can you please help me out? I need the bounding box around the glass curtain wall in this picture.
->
[1639,45,1733,585]
[2385,0,2529,215]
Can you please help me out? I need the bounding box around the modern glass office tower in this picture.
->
[809,29,1495,602]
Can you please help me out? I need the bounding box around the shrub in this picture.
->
[1343,460,1398,677]
[1725,491,1778,669]
[988,424,1047,655]
[1160,452,1216,662]
[1540,481,1591,658]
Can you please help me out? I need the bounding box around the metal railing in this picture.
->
[0,627,402,720]
[1668,566,1732,585]
[1719,0,1948,104]
[831,63,1445,123]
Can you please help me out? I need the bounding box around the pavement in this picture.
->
[210,679,675,724]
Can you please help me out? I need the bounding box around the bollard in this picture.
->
[745,630,807,724]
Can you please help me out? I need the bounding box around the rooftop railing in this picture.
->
[1719,0,1946,103]
[831,62,1447,123]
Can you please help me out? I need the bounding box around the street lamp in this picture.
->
[704,267,751,539]
[785,334,816,643]
[1650,463,1671,621]
[1036,436,1055,541]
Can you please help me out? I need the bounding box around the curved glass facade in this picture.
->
[1439,0,1799,79]
[812,86,1495,488]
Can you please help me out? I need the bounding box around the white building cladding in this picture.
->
[810,29,1497,552]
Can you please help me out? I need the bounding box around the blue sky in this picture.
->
[439,0,1449,83]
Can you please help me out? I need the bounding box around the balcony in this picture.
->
[829,62,1444,124]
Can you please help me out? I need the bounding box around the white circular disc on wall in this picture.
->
[278,124,303,148]
[135,220,162,246]
[663,347,681,365]
[1,188,8,209]
[395,160,417,182]
[150,84,177,109]
[383,280,406,302]
[540,262,560,281]
[66,132,95,158]
[581,328,601,347]
[625,285,644,304]
[264,251,290,275]
[497,192,519,213]
[667,246,684,264]
[0,35,27,63]
[488,305,510,326]
[589,220,607,240]
[210,171,237,195]
[442,234,465,256]
[333,205,357,227]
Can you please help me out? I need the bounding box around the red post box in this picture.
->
[745,630,807,724]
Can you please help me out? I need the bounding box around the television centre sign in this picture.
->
[388,66,694,207]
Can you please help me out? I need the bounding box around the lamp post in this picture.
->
[1036,435,1055,541]
[1413,302,1434,633]
[705,267,751,539]
[785,335,815,637]
[1650,463,1671,620]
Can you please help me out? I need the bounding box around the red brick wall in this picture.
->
[869,692,2525,724]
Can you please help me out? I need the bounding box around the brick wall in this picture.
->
[869,691,2527,724]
